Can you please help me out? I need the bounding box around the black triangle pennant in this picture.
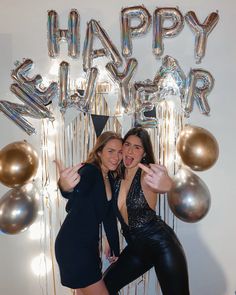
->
[91,114,109,137]
[145,106,156,118]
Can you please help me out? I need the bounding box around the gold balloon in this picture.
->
[177,125,219,171]
[0,183,39,234]
[0,141,39,188]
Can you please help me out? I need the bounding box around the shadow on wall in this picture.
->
[180,224,227,295]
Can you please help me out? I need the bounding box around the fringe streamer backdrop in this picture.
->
[39,84,184,295]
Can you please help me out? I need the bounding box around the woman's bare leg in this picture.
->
[78,279,109,295]
[75,289,84,295]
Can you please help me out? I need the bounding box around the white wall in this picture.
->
[0,0,235,294]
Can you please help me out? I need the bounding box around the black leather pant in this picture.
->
[103,217,190,295]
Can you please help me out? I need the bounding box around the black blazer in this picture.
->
[60,163,120,256]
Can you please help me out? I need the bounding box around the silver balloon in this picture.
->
[77,67,98,112]
[11,58,58,105]
[154,55,186,100]
[11,59,42,86]
[58,60,98,113]
[106,58,138,111]
[0,100,36,135]
[68,9,81,59]
[47,9,80,58]
[121,5,151,57]
[185,11,219,63]
[47,10,59,57]
[0,183,39,234]
[0,58,57,135]
[184,68,214,117]
[168,168,211,223]
[59,61,70,109]
[134,79,159,128]
[10,84,54,120]
[83,19,122,71]
[153,7,184,58]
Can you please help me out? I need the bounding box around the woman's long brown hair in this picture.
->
[85,131,122,170]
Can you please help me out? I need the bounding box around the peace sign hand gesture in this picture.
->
[55,160,84,192]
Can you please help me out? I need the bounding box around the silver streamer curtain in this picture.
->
[39,85,184,295]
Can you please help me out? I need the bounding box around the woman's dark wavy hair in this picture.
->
[121,127,155,177]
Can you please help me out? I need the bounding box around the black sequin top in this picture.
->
[113,168,156,230]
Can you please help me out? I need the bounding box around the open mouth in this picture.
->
[124,156,134,166]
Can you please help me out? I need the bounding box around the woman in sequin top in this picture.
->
[103,127,190,295]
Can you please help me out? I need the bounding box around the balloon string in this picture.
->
[39,120,49,295]
[48,197,57,295]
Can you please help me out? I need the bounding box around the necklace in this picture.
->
[102,171,109,179]
[101,166,109,180]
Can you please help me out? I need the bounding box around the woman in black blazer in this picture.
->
[55,131,123,295]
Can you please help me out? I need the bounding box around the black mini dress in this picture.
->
[55,163,120,289]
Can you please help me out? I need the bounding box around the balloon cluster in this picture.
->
[48,7,219,64]
[56,14,138,114]
[47,7,220,225]
[0,7,219,134]
[46,7,218,121]
[0,141,39,234]
[168,125,219,223]
[58,53,214,125]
